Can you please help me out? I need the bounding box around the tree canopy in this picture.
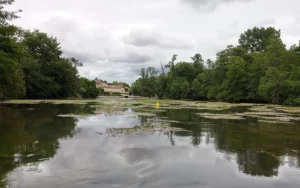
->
[0,1,94,100]
[132,27,300,105]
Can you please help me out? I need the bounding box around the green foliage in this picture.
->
[78,78,100,98]
[112,81,130,88]
[20,30,79,99]
[0,1,84,100]
[131,67,158,97]
[221,57,249,102]
[0,4,25,100]
[167,78,190,99]
[155,74,168,99]
[0,0,21,25]
[239,27,281,53]
[133,27,300,105]
[0,51,25,100]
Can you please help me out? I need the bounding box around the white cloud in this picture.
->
[181,0,254,12]
[123,27,194,49]
[7,0,300,84]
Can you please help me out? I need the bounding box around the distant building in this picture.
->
[95,79,129,97]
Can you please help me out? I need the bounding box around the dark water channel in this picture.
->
[1,104,300,188]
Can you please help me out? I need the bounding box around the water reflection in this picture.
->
[0,104,300,187]
[163,108,300,177]
[0,105,75,187]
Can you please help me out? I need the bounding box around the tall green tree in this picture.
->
[239,27,281,53]
[258,38,287,104]
[0,51,25,100]
[78,78,100,98]
[165,54,177,68]
[21,30,79,99]
[131,67,158,97]
[0,0,25,100]
[221,57,249,102]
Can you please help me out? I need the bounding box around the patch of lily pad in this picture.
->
[273,106,300,114]
[236,109,300,123]
[197,113,245,120]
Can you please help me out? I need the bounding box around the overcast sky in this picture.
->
[9,0,300,84]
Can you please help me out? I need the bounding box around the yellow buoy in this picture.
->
[156,102,160,109]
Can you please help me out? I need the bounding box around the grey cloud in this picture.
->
[96,64,144,84]
[123,28,194,49]
[217,31,238,40]
[43,16,108,63]
[182,0,253,11]
[83,71,91,76]
[108,51,153,63]
[64,50,105,63]
[254,18,276,26]
[77,62,142,84]
[230,20,239,28]
[11,0,300,84]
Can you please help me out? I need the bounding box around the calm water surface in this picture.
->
[1,103,300,188]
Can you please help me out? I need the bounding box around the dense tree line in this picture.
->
[132,27,300,105]
[0,0,99,100]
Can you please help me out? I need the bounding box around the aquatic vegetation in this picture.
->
[248,105,275,112]
[134,98,257,111]
[258,120,294,124]
[196,113,245,120]
[3,98,300,123]
[57,113,95,118]
[273,106,300,114]
[133,112,157,117]
[3,99,106,105]
[236,109,300,122]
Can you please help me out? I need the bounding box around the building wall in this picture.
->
[103,88,125,93]
[95,80,129,95]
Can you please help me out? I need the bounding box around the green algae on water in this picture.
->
[197,113,245,120]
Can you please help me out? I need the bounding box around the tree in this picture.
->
[131,27,300,105]
[239,27,281,53]
[131,67,158,97]
[258,38,287,104]
[222,57,249,102]
[78,78,100,98]
[165,54,177,68]
[155,74,168,99]
[20,30,79,99]
[191,53,204,69]
[206,59,214,69]
[0,0,21,25]
[0,51,25,100]
[22,30,62,63]
[0,1,25,100]
[167,78,190,99]
[112,81,130,88]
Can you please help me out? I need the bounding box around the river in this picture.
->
[1,101,300,188]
